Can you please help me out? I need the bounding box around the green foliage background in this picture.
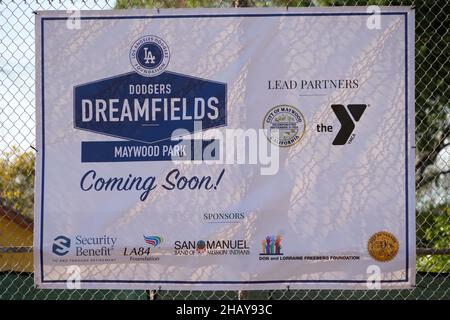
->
[0,148,34,219]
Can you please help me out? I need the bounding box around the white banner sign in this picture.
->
[34,7,415,290]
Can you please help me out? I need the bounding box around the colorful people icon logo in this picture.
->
[260,235,282,255]
[275,235,282,254]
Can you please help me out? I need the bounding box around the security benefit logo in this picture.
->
[123,235,164,262]
[315,104,367,145]
[51,235,117,263]
[52,235,71,256]
[74,34,226,163]
[174,239,250,256]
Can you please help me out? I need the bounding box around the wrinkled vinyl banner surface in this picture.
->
[34,7,415,289]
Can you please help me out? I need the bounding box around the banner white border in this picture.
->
[34,7,416,290]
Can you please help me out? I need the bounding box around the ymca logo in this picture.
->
[331,104,367,145]
[52,235,71,256]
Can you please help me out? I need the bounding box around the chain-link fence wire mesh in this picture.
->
[0,0,448,299]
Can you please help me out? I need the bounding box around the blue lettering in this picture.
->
[80,170,96,191]
[79,170,157,201]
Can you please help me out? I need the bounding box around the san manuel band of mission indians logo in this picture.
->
[35,9,415,290]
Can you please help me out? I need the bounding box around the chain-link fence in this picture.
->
[0,0,448,299]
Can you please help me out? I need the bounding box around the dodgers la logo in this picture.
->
[74,34,226,162]
[130,35,170,77]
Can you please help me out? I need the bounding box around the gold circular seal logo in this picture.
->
[263,105,306,147]
[367,231,399,262]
